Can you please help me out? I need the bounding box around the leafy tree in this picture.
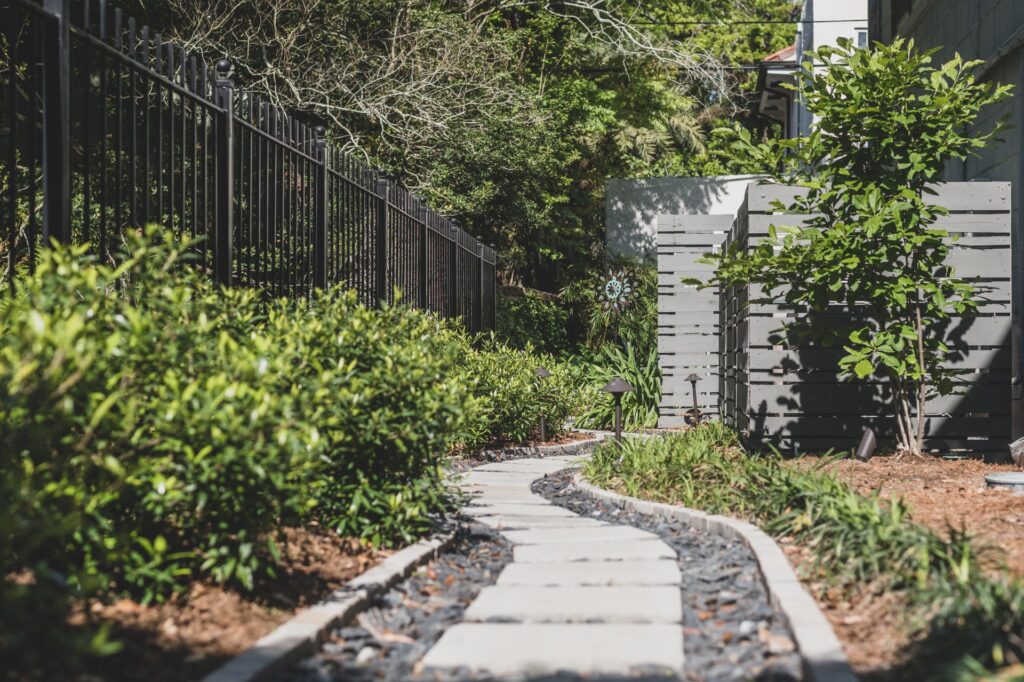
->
[708,38,1011,455]
[137,0,795,289]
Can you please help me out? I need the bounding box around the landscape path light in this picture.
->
[600,377,635,443]
[536,367,551,442]
[685,373,702,425]
[854,428,877,462]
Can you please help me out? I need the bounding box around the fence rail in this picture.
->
[1,0,496,331]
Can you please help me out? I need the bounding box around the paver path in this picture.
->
[422,456,684,678]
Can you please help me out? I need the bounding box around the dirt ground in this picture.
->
[784,455,1024,678]
[67,527,388,682]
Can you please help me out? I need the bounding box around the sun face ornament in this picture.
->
[598,269,633,312]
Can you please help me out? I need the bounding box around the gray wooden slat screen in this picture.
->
[656,214,732,428]
[717,182,1013,454]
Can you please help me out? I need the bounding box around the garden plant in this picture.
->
[0,229,583,672]
[707,39,1012,455]
[586,426,1024,678]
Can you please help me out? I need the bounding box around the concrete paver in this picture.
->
[422,623,683,676]
[514,539,676,563]
[496,559,681,587]
[502,525,656,545]
[464,585,682,623]
[421,456,684,677]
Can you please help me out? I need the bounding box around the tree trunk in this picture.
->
[914,303,928,454]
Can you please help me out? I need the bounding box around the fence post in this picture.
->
[374,175,389,305]
[418,204,429,310]
[213,60,234,285]
[448,223,459,322]
[490,243,498,330]
[313,126,328,289]
[475,239,484,334]
[41,0,71,244]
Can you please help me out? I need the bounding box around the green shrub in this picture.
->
[459,337,585,447]
[0,230,474,668]
[0,229,584,672]
[0,234,321,603]
[586,426,1024,676]
[576,342,660,431]
[495,291,570,355]
[268,292,475,546]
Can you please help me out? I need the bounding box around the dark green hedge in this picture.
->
[0,230,584,669]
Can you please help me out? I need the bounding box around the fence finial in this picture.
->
[215,58,231,78]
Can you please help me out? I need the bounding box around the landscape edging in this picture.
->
[572,473,858,682]
[471,435,605,461]
[201,533,455,682]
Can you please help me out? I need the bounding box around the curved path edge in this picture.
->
[470,435,606,461]
[201,533,455,682]
[572,473,859,682]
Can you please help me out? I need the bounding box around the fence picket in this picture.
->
[1,0,495,331]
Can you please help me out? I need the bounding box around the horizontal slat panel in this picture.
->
[746,182,1011,213]
[746,383,1009,415]
[663,372,721,383]
[749,300,1011,314]
[947,248,1012,278]
[658,320,720,333]
[655,288,720,307]
[747,213,1012,236]
[658,334,720,353]
[657,254,718,273]
[657,232,728,247]
[656,214,736,232]
[659,415,723,428]
[662,399,724,411]
[750,436,1007,454]
[747,415,1010,438]
[742,281,1010,307]
[747,369,1009,385]
[659,272,717,286]
[747,346,1012,371]
[659,352,721,368]
[746,315,1011,347]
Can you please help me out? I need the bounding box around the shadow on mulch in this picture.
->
[15,527,386,682]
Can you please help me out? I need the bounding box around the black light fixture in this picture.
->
[600,376,635,442]
[854,428,876,462]
[536,367,552,442]
[685,373,702,425]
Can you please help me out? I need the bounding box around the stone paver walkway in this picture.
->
[422,455,684,678]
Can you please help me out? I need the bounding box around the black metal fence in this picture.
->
[1,0,497,331]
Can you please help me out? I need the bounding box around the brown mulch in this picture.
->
[67,527,388,682]
[797,455,1024,576]
[523,430,595,447]
[783,455,1024,678]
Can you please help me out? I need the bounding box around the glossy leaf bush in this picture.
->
[0,231,478,665]
[458,337,588,448]
[495,290,570,356]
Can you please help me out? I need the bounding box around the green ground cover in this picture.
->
[585,426,1024,680]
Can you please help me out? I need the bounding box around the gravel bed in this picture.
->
[289,524,511,682]
[533,470,804,682]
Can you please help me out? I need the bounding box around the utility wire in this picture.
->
[633,18,866,26]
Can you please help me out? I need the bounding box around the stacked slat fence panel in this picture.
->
[736,182,1012,454]
[656,214,731,428]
